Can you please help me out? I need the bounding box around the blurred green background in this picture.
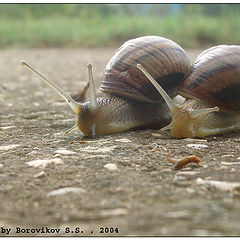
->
[0,3,239,48]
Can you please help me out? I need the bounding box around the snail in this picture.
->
[137,44,240,138]
[21,35,190,137]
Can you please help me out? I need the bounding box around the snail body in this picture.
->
[22,36,190,137]
[137,45,240,138]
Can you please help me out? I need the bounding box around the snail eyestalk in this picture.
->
[21,61,81,115]
[137,63,178,111]
[87,63,98,137]
[64,123,79,134]
[88,63,98,113]
[190,106,219,119]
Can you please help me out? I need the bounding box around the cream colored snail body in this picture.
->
[21,36,190,137]
[137,45,240,138]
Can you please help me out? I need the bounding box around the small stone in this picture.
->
[26,151,38,156]
[184,138,207,142]
[221,161,240,166]
[26,158,63,168]
[0,144,20,151]
[165,211,189,219]
[47,187,86,197]
[51,102,66,107]
[104,163,118,171]
[196,178,240,192]
[186,144,208,150]
[55,149,77,155]
[0,126,15,130]
[53,153,61,158]
[176,171,200,176]
[115,138,132,143]
[22,113,40,120]
[33,202,40,207]
[34,171,46,178]
[0,163,3,169]
[186,187,195,194]
[151,133,163,137]
[100,208,128,217]
[82,146,116,153]
[221,154,235,158]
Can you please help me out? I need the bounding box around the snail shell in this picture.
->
[179,45,240,112]
[101,36,190,103]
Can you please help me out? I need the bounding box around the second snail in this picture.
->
[21,36,240,138]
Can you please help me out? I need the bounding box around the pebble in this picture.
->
[26,151,38,156]
[115,138,132,143]
[184,138,207,142]
[51,102,66,107]
[186,144,208,150]
[47,187,86,197]
[0,144,20,151]
[0,164,3,169]
[100,208,128,217]
[221,161,240,166]
[82,145,116,153]
[55,149,77,155]
[85,154,108,159]
[0,126,15,130]
[26,158,63,168]
[196,177,240,192]
[104,163,118,171]
[151,133,163,137]
[164,211,189,219]
[34,171,46,178]
[221,154,234,158]
[176,171,200,176]
[186,187,195,194]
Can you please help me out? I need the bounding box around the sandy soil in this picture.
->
[0,47,240,236]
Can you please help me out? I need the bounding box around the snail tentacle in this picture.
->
[65,123,79,134]
[137,63,178,112]
[87,63,98,112]
[190,106,219,119]
[21,61,81,115]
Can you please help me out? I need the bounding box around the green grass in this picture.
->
[0,13,240,48]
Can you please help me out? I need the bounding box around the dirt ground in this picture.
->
[0,47,240,237]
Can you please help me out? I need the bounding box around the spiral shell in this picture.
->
[100,36,190,103]
[179,45,240,112]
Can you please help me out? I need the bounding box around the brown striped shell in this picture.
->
[179,45,240,112]
[100,36,190,103]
